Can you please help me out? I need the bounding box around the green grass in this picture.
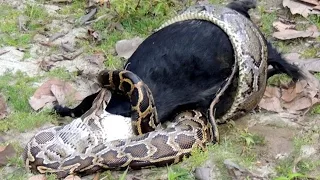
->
[0,3,50,47]
[267,74,293,86]
[0,71,57,132]
[275,132,320,178]
[301,47,319,58]
[311,102,320,115]
[167,166,192,180]
[83,0,184,68]
[276,41,291,53]
[0,71,38,112]
[257,6,277,37]
[0,4,30,47]
[45,67,77,81]
[309,14,320,30]
[0,110,56,132]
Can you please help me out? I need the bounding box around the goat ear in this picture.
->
[266,42,304,81]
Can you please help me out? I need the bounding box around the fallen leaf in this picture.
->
[273,29,314,40]
[281,80,308,102]
[259,69,320,113]
[283,96,313,111]
[283,0,320,17]
[273,21,295,31]
[29,95,57,111]
[28,174,47,180]
[51,84,82,105]
[294,80,308,94]
[29,79,83,110]
[115,37,144,59]
[0,144,16,166]
[259,96,283,112]
[64,175,81,180]
[281,87,298,102]
[264,87,281,98]
[88,28,102,42]
[0,94,8,120]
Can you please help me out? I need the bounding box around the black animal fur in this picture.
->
[54,0,302,123]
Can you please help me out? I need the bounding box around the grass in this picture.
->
[257,6,277,37]
[167,166,192,180]
[45,67,77,81]
[308,14,320,29]
[267,74,293,86]
[0,71,57,132]
[275,131,320,178]
[0,3,50,49]
[0,71,38,112]
[301,47,319,59]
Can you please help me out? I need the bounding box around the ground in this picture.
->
[0,0,319,180]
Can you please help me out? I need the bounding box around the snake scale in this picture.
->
[23,4,268,178]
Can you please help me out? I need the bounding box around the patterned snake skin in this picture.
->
[23,4,268,178]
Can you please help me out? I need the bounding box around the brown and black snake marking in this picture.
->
[98,70,160,135]
[24,70,217,178]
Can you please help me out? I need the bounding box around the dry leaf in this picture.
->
[0,94,8,120]
[0,144,16,166]
[64,175,81,180]
[51,84,82,105]
[28,174,47,180]
[294,80,308,93]
[281,81,308,102]
[88,28,101,42]
[283,96,313,111]
[259,96,283,112]
[273,29,314,40]
[264,87,281,98]
[29,79,83,110]
[115,37,144,59]
[283,0,320,17]
[29,95,56,111]
[273,21,295,31]
[259,73,320,113]
[281,87,298,102]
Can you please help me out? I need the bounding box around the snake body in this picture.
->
[23,4,268,178]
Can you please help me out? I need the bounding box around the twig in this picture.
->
[0,50,10,56]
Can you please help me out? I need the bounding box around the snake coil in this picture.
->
[23,4,268,178]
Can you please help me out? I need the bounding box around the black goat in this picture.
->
[54,0,302,123]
